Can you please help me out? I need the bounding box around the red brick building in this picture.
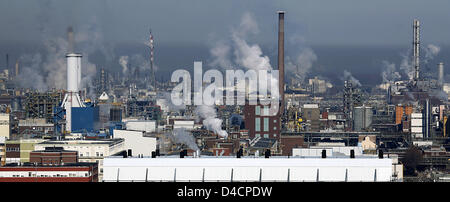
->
[0,163,98,182]
[29,147,78,165]
[280,135,305,156]
[244,104,281,140]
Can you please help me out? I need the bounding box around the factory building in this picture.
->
[395,105,413,125]
[18,118,54,137]
[24,91,63,124]
[244,104,281,140]
[0,162,98,182]
[5,139,46,163]
[411,113,424,138]
[302,104,320,131]
[34,139,124,180]
[125,120,156,133]
[113,129,157,156]
[0,113,9,139]
[29,147,78,165]
[292,146,363,157]
[171,119,195,130]
[71,107,99,133]
[102,156,394,182]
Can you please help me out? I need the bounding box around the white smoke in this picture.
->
[168,128,199,151]
[161,91,186,112]
[119,56,129,75]
[14,54,47,91]
[381,60,401,84]
[424,44,441,64]
[343,70,361,86]
[195,105,228,138]
[130,54,154,72]
[430,89,448,101]
[14,18,106,98]
[285,47,318,84]
[396,44,440,81]
[208,12,279,96]
[399,49,415,80]
[209,40,232,69]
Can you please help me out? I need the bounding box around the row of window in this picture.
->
[255,134,277,138]
[6,148,19,152]
[79,152,103,157]
[8,173,89,178]
[255,106,271,116]
[255,118,277,132]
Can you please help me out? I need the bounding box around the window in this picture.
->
[263,118,269,132]
[255,134,260,138]
[274,134,277,137]
[263,107,269,116]
[255,118,260,132]
[264,134,269,138]
[255,106,260,115]
[274,119,277,123]
[274,127,277,130]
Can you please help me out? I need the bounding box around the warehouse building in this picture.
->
[103,156,394,182]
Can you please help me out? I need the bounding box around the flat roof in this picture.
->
[104,156,392,168]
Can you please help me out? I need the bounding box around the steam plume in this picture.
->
[168,128,199,151]
[195,105,228,138]
[343,70,361,86]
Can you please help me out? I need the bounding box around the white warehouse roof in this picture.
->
[103,156,392,182]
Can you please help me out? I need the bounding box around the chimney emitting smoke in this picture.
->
[277,11,285,115]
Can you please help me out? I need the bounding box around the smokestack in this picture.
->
[62,53,85,133]
[5,54,8,70]
[425,98,430,139]
[413,19,420,81]
[438,62,444,86]
[15,60,19,78]
[66,54,82,93]
[67,26,74,53]
[277,11,285,115]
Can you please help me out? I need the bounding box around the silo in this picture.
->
[353,106,373,131]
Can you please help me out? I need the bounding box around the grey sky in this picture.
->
[1,0,450,46]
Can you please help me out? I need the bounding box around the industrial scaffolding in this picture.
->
[24,91,64,123]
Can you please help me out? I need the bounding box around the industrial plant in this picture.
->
[0,1,449,184]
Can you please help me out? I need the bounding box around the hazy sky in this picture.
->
[1,0,450,46]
